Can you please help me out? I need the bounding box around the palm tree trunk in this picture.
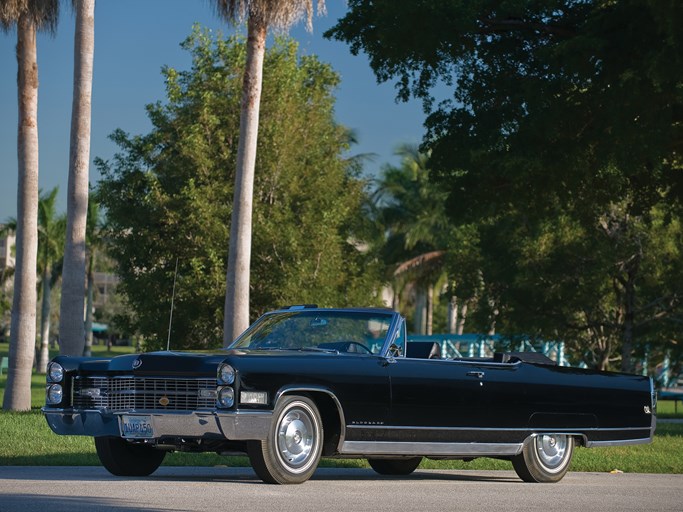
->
[620,270,637,373]
[457,303,468,335]
[426,283,434,336]
[487,297,498,336]
[414,288,427,335]
[59,0,95,356]
[223,17,267,346]
[3,15,39,411]
[447,296,458,334]
[83,255,94,357]
[37,266,51,373]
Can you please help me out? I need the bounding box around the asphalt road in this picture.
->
[0,466,681,512]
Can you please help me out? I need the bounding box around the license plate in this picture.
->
[120,415,154,438]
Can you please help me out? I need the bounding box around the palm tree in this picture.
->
[59,0,95,356]
[393,251,446,335]
[212,0,326,346]
[83,196,103,357]
[36,188,66,374]
[1,0,59,411]
[3,200,65,372]
[374,145,451,334]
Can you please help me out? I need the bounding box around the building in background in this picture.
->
[0,226,14,341]
[0,226,15,272]
[93,271,119,310]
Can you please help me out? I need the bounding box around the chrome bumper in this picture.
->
[42,407,272,440]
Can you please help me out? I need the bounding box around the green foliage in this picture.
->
[96,27,381,350]
[329,0,683,369]
[371,145,465,333]
[329,1,682,202]
[37,187,65,283]
[329,0,683,214]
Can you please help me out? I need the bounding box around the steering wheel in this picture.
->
[339,341,373,354]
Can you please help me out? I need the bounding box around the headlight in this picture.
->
[46,384,63,404]
[217,387,235,408]
[47,362,64,383]
[217,364,235,385]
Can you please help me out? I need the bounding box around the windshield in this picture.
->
[230,310,394,355]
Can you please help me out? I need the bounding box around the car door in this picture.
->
[388,357,529,443]
[388,358,484,428]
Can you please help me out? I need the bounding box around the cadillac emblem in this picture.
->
[159,396,170,407]
[132,358,142,369]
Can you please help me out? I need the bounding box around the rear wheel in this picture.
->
[248,395,323,484]
[368,457,423,476]
[94,436,166,476]
[511,434,574,483]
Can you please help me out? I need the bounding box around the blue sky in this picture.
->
[0,0,428,221]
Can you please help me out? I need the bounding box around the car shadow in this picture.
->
[0,466,520,485]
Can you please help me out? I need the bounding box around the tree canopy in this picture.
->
[328,1,682,215]
[328,0,683,371]
[96,27,382,350]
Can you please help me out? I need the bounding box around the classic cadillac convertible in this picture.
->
[43,306,655,484]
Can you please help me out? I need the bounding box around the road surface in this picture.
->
[0,466,681,512]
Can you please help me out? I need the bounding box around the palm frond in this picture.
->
[0,0,59,33]
[393,250,446,279]
[211,0,325,31]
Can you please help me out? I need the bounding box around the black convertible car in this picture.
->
[43,306,655,484]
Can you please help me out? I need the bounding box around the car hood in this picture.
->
[76,351,229,377]
[63,347,359,377]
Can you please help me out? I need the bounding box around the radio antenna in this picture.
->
[166,257,179,351]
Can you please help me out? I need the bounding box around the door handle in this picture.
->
[466,371,485,379]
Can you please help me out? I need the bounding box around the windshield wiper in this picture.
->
[296,347,339,354]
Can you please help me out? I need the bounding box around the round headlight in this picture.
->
[47,384,63,405]
[218,364,235,385]
[217,387,235,408]
[48,362,64,383]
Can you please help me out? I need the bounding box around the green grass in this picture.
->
[1,340,682,472]
[1,409,681,472]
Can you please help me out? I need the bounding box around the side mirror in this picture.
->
[388,343,402,358]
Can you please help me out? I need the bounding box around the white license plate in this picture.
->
[120,415,154,438]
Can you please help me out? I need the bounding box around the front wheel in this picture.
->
[248,395,323,484]
[94,436,166,476]
[368,457,422,475]
[511,434,574,483]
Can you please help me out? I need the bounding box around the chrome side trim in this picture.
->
[340,440,523,457]
[346,424,651,433]
[585,437,653,448]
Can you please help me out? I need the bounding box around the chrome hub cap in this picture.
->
[535,434,569,472]
[277,406,316,471]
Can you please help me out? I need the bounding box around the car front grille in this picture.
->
[72,376,217,412]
